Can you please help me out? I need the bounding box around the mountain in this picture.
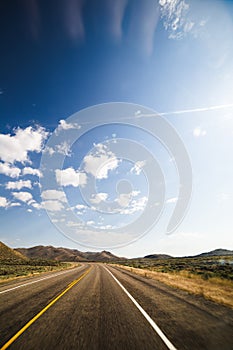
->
[0,241,27,261]
[193,248,233,258]
[144,254,172,259]
[15,245,121,262]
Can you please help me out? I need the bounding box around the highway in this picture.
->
[0,263,233,350]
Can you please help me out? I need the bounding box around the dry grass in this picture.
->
[0,261,80,283]
[113,264,233,309]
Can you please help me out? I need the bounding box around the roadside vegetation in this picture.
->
[112,255,233,308]
[0,258,73,281]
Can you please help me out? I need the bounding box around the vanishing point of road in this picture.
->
[0,263,233,350]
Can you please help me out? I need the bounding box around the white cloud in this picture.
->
[22,167,42,177]
[55,167,87,187]
[75,204,87,210]
[160,103,233,116]
[12,191,33,203]
[193,127,207,137]
[166,197,178,204]
[0,162,21,178]
[87,220,95,226]
[43,146,55,156]
[42,142,72,157]
[90,193,108,204]
[6,180,32,190]
[84,143,119,179]
[159,0,194,40]
[118,196,148,215]
[30,201,42,210]
[41,190,67,202]
[130,161,146,175]
[27,209,32,213]
[99,224,116,230]
[131,190,140,197]
[42,200,64,211]
[55,141,72,156]
[0,196,8,207]
[0,126,48,164]
[117,193,131,207]
[9,202,21,207]
[56,119,81,134]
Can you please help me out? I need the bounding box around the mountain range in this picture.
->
[0,241,233,262]
[15,245,121,262]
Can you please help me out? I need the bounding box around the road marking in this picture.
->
[104,267,177,350]
[0,265,83,294]
[0,267,91,350]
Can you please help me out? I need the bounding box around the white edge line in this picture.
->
[104,266,177,350]
[0,265,83,294]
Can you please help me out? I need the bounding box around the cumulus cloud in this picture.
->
[55,119,81,134]
[43,141,72,157]
[0,162,21,178]
[55,167,87,187]
[12,191,33,203]
[0,196,8,207]
[84,143,119,179]
[29,201,42,210]
[41,190,67,202]
[116,190,143,208]
[0,126,48,164]
[74,204,87,210]
[90,193,108,204]
[22,167,42,177]
[130,161,146,175]
[41,200,64,212]
[118,196,148,215]
[6,180,32,190]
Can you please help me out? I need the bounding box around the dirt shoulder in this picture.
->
[111,264,233,309]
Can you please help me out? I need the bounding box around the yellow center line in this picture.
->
[1,267,92,350]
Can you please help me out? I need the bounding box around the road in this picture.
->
[0,263,233,350]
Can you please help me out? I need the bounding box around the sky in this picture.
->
[0,0,233,258]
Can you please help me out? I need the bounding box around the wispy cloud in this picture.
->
[22,0,41,40]
[128,0,160,55]
[63,0,85,42]
[160,103,233,116]
[159,0,193,40]
[105,0,128,41]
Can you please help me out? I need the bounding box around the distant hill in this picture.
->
[144,254,172,259]
[15,245,121,262]
[0,241,27,261]
[193,248,233,258]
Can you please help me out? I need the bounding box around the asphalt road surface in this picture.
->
[0,263,233,350]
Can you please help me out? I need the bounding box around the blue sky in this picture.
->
[0,0,233,257]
